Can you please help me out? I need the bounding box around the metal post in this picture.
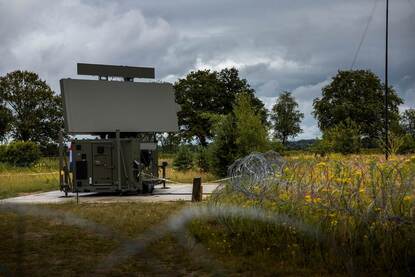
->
[384,0,389,160]
[162,165,166,188]
[192,177,202,202]
[116,130,122,191]
[59,130,64,191]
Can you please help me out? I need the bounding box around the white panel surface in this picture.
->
[60,79,179,134]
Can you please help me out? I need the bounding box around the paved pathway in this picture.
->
[1,184,220,204]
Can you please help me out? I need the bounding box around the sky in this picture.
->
[0,0,414,140]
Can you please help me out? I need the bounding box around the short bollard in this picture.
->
[192,177,203,202]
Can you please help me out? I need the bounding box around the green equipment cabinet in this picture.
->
[71,137,159,194]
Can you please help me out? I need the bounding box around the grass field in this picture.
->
[0,201,323,276]
[0,158,59,199]
[2,153,415,275]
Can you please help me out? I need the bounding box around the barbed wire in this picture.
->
[212,151,286,200]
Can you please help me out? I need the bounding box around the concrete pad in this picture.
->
[0,183,220,204]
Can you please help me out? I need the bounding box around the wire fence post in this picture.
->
[192,177,202,202]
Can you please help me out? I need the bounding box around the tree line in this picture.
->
[1,67,415,172]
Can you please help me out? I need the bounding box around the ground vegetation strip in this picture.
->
[1,154,415,275]
[192,153,415,274]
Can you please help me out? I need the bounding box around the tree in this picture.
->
[0,70,64,145]
[208,114,238,177]
[208,93,269,176]
[234,93,269,157]
[173,146,194,171]
[271,91,304,145]
[217,68,268,125]
[174,68,266,146]
[313,70,403,146]
[401,109,415,138]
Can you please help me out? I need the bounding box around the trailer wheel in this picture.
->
[142,184,149,194]
[142,183,154,194]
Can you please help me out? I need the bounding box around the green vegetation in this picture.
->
[234,93,269,156]
[3,154,415,275]
[0,202,199,276]
[189,154,415,275]
[172,146,194,171]
[0,70,64,145]
[0,141,41,166]
[313,70,403,147]
[271,91,304,145]
[319,118,362,155]
[0,157,58,199]
[174,68,267,145]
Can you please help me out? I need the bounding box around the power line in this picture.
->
[350,0,379,70]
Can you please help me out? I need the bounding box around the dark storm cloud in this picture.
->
[0,0,414,139]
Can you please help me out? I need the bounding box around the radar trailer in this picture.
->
[58,63,179,195]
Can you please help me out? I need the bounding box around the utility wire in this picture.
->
[350,0,379,70]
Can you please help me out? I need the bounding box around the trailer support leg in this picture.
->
[116,130,122,192]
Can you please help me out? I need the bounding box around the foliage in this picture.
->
[0,144,6,162]
[0,70,64,145]
[401,108,415,138]
[208,93,270,176]
[234,93,269,157]
[195,146,210,172]
[158,132,181,154]
[269,139,285,154]
[313,70,403,145]
[0,105,12,141]
[322,119,362,154]
[1,141,41,166]
[377,131,405,156]
[40,143,60,157]
[172,146,194,171]
[271,91,304,144]
[398,134,415,154]
[208,114,238,177]
[309,138,331,156]
[174,68,267,145]
[193,154,415,274]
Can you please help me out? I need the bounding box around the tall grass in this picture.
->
[0,158,59,199]
[159,157,217,183]
[0,157,58,174]
[0,174,58,199]
[190,154,415,274]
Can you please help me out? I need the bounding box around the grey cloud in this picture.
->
[0,0,414,139]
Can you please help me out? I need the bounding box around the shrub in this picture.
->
[310,139,331,156]
[268,140,285,154]
[321,119,362,154]
[195,147,210,172]
[40,143,59,157]
[234,93,269,156]
[173,146,194,171]
[5,141,41,166]
[398,133,415,154]
[0,144,7,163]
[208,114,238,177]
